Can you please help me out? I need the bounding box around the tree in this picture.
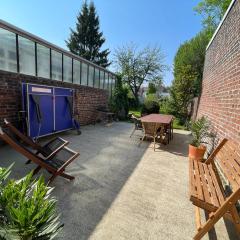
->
[114,43,166,105]
[174,30,210,97]
[194,0,232,31]
[66,1,110,67]
[109,75,129,119]
[170,65,197,123]
[147,82,157,95]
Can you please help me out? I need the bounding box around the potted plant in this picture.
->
[189,116,211,161]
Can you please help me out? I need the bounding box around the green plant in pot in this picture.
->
[0,165,63,240]
[189,116,211,161]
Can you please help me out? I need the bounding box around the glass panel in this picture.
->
[81,62,88,86]
[63,55,72,83]
[88,65,94,87]
[19,36,35,75]
[0,28,17,72]
[104,72,109,90]
[51,50,62,81]
[100,70,105,89]
[108,74,112,96]
[112,76,116,93]
[73,59,80,85]
[37,44,50,78]
[94,68,100,88]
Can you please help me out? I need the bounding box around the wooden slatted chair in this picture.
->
[140,122,164,151]
[0,127,79,184]
[189,138,240,239]
[4,119,69,159]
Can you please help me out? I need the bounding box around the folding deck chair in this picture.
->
[0,127,79,184]
[4,119,68,160]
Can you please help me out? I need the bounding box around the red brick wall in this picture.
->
[197,0,240,142]
[0,70,108,128]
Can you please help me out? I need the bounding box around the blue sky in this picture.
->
[0,0,202,86]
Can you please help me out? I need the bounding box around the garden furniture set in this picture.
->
[130,113,174,151]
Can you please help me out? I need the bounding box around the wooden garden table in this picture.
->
[140,114,174,143]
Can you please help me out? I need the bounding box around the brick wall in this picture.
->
[0,70,108,128]
[197,0,240,142]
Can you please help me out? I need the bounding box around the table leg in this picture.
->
[168,123,170,144]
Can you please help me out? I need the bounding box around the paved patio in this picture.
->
[0,122,238,240]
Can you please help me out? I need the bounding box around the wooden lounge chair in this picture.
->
[140,122,164,151]
[0,127,79,184]
[4,119,68,159]
[189,138,240,239]
[130,115,143,138]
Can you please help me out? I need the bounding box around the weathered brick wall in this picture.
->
[197,0,240,142]
[0,70,108,128]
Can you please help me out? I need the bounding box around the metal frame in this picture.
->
[25,83,74,139]
[0,19,116,79]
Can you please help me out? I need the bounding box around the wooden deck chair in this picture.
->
[4,119,68,160]
[140,122,163,151]
[130,115,143,138]
[0,127,79,184]
[189,138,240,239]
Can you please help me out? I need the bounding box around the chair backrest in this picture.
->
[4,119,40,150]
[213,139,240,192]
[142,122,157,136]
[131,116,142,129]
[0,127,56,172]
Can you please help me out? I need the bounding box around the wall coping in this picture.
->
[206,0,237,50]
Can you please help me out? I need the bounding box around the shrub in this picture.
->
[141,95,160,115]
[109,75,129,120]
[159,96,172,114]
[190,116,212,147]
[0,165,62,240]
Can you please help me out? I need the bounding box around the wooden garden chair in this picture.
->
[189,138,240,239]
[0,127,79,184]
[140,122,164,151]
[4,119,68,160]
[130,115,143,138]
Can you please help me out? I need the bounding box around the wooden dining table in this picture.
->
[140,114,174,143]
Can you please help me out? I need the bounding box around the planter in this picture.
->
[189,144,206,161]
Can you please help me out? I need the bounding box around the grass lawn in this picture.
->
[129,109,187,130]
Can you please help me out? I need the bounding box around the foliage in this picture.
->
[173,30,210,97]
[190,116,211,147]
[170,65,197,123]
[114,43,166,105]
[159,96,172,115]
[109,76,129,120]
[141,95,160,115]
[194,0,232,31]
[147,83,157,95]
[0,166,62,240]
[169,30,210,123]
[66,1,110,67]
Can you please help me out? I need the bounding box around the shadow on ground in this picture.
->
[0,122,150,240]
[0,122,238,240]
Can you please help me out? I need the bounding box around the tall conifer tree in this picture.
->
[66,1,110,67]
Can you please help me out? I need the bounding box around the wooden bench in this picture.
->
[189,138,240,239]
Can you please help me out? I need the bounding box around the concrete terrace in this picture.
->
[0,122,238,240]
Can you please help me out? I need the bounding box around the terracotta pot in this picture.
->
[189,144,206,161]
